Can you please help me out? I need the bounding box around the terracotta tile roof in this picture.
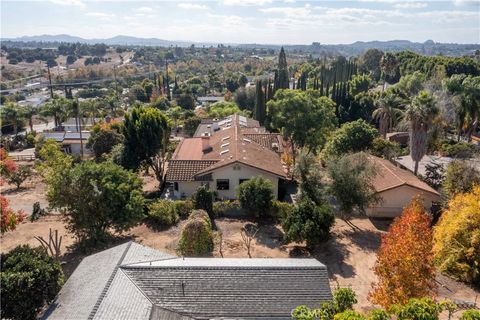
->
[166,160,219,181]
[243,133,284,153]
[167,115,287,181]
[370,156,440,195]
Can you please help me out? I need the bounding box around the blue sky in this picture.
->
[1,0,479,44]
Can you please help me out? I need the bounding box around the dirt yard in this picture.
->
[1,165,49,215]
[1,213,478,313]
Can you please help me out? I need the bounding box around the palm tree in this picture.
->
[21,105,36,133]
[1,102,23,136]
[372,92,403,139]
[405,91,439,175]
[40,98,74,128]
[166,106,183,133]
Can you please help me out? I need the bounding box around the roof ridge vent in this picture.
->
[220,149,229,155]
[243,138,252,143]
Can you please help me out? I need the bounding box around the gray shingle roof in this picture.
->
[122,257,331,319]
[44,243,331,320]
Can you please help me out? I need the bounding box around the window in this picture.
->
[239,179,249,185]
[216,179,230,190]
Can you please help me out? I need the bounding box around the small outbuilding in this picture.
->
[367,156,441,218]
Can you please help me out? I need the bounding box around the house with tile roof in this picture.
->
[366,156,441,218]
[166,114,288,199]
[43,242,332,320]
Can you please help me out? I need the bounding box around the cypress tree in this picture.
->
[277,47,289,89]
[254,79,266,125]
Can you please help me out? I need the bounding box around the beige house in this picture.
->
[166,115,287,199]
[367,156,441,218]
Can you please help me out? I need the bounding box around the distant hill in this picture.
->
[2,34,479,57]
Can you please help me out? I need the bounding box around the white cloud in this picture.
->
[453,0,480,6]
[394,2,428,9]
[260,6,312,18]
[50,0,85,8]
[86,12,115,21]
[135,6,153,13]
[178,3,209,10]
[223,0,273,6]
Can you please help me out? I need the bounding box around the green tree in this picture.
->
[268,89,337,160]
[443,74,480,141]
[254,80,266,124]
[166,105,184,131]
[4,164,32,190]
[373,92,403,139]
[237,176,274,217]
[45,161,145,242]
[87,125,123,160]
[194,186,215,217]
[282,196,334,248]
[405,91,439,175]
[1,245,64,320]
[183,116,202,137]
[326,152,379,219]
[121,106,171,185]
[460,310,480,320]
[443,160,480,198]
[206,101,241,118]
[21,105,36,133]
[294,152,324,205]
[0,102,25,135]
[392,298,442,320]
[322,119,379,162]
[358,49,384,81]
[39,97,73,128]
[276,47,289,89]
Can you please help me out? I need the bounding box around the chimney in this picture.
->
[201,136,212,153]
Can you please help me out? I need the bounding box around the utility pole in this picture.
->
[47,64,54,99]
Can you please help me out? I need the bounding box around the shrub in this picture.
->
[392,298,441,320]
[370,137,401,160]
[439,140,476,158]
[460,310,480,320]
[367,309,391,320]
[237,176,274,217]
[174,199,194,219]
[212,200,240,217]
[334,288,358,313]
[282,196,334,248]
[177,210,214,256]
[334,311,366,320]
[148,200,179,226]
[0,196,25,234]
[194,186,215,217]
[30,202,47,222]
[269,200,294,219]
[443,160,480,199]
[433,186,480,285]
[0,245,64,320]
[5,164,32,189]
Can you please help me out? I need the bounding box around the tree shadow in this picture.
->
[310,235,356,280]
[368,218,393,232]
[0,186,26,195]
[61,235,134,279]
[253,220,285,249]
[343,227,382,253]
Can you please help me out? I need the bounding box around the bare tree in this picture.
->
[213,231,224,258]
[240,223,258,258]
[35,228,62,260]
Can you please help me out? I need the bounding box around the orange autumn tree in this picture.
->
[369,197,436,308]
[0,148,25,233]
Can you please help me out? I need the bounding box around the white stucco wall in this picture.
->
[367,185,440,218]
[174,162,281,200]
[66,142,92,155]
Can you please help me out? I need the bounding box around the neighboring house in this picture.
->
[386,132,409,147]
[40,131,92,155]
[166,114,287,199]
[394,155,480,177]
[58,118,98,132]
[43,242,332,320]
[196,96,224,108]
[367,156,441,218]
